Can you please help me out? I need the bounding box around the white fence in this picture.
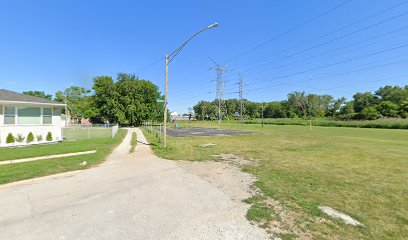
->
[62,124,119,140]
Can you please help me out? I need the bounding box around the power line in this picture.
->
[222,0,353,64]
[135,56,162,75]
[227,0,408,72]
[240,44,408,89]
[167,1,408,111]
[238,10,408,76]
[242,25,408,80]
[244,57,408,93]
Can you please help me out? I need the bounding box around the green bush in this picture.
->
[37,135,43,142]
[46,132,53,141]
[359,107,381,120]
[6,133,15,144]
[27,132,34,143]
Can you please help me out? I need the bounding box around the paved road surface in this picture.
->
[0,128,269,240]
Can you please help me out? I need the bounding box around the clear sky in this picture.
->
[1,0,407,113]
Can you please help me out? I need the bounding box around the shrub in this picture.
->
[359,107,381,120]
[37,135,43,142]
[46,132,53,141]
[6,133,15,144]
[16,134,25,143]
[27,132,35,143]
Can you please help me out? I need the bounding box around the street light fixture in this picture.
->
[163,22,219,147]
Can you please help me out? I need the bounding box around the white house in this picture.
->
[0,89,66,147]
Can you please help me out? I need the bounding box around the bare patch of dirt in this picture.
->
[177,154,316,239]
[177,160,258,201]
[211,153,258,166]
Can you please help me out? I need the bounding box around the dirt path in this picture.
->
[0,128,269,240]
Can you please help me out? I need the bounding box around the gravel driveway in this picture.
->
[0,128,269,240]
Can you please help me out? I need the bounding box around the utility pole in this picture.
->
[201,105,205,122]
[162,23,219,147]
[239,74,244,124]
[261,101,264,127]
[163,53,169,147]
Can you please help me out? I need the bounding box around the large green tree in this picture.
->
[23,91,52,100]
[92,73,162,126]
[55,86,97,120]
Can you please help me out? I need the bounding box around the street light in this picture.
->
[163,22,219,147]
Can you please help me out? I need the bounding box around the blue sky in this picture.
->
[1,0,408,113]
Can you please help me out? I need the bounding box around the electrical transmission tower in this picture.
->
[239,74,245,124]
[210,57,227,124]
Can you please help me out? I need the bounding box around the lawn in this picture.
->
[142,123,408,239]
[243,118,408,129]
[0,129,127,185]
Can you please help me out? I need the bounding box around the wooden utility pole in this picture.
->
[163,53,169,147]
[201,105,205,122]
[261,102,264,127]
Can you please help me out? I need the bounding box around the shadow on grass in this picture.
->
[137,140,156,146]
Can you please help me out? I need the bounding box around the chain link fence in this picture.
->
[62,124,119,140]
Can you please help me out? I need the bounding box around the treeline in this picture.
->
[24,73,164,126]
[193,85,408,120]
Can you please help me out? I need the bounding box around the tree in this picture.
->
[92,73,162,126]
[377,101,399,117]
[244,101,260,118]
[338,101,356,120]
[399,98,408,118]
[23,91,52,100]
[329,97,346,117]
[114,73,161,126]
[264,102,286,118]
[193,101,217,120]
[92,76,117,123]
[375,85,408,104]
[287,91,308,117]
[60,86,95,120]
[225,99,240,119]
[359,106,381,120]
[54,91,65,102]
[353,92,378,113]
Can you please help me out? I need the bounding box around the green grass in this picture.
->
[0,130,124,162]
[62,127,113,140]
[244,118,408,129]
[130,132,137,153]
[142,123,408,239]
[0,129,127,185]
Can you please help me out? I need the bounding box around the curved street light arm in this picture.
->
[168,23,219,63]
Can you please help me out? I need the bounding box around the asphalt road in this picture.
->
[0,128,269,240]
[164,127,253,137]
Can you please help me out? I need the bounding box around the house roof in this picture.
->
[0,89,65,106]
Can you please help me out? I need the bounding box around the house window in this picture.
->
[4,106,16,124]
[43,108,52,124]
[17,107,41,124]
[3,106,54,125]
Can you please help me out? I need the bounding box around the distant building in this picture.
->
[170,111,195,122]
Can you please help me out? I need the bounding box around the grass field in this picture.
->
[244,118,408,129]
[0,129,126,185]
[142,123,408,239]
